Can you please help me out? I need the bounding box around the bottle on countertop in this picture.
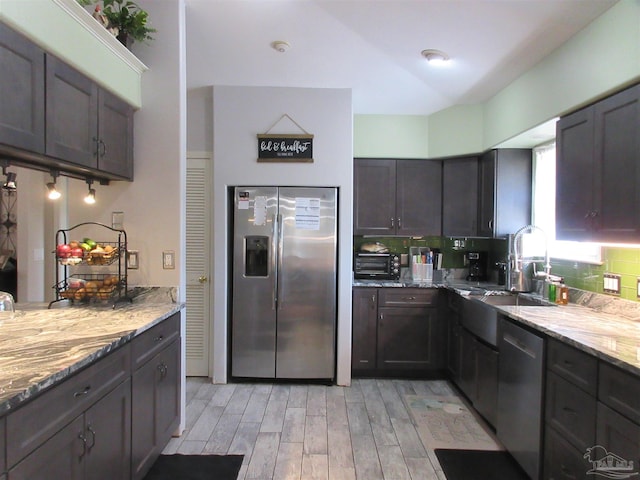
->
[556,284,569,305]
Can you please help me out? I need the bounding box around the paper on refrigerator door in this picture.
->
[295,197,320,230]
[254,196,267,226]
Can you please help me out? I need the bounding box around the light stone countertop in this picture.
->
[353,278,640,377]
[0,287,183,414]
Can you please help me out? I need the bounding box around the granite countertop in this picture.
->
[353,278,640,377]
[496,303,640,376]
[0,287,184,414]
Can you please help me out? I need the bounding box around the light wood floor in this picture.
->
[164,377,460,480]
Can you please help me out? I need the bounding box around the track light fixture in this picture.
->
[1,162,16,191]
[46,171,61,200]
[84,179,96,205]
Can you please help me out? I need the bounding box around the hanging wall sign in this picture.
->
[257,134,314,162]
[257,114,314,163]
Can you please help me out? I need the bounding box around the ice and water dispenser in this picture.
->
[245,236,269,277]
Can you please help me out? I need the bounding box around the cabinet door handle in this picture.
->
[198,275,208,283]
[390,218,394,228]
[157,362,168,379]
[74,385,91,398]
[92,136,100,156]
[370,294,376,308]
[78,432,88,459]
[99,139,106,157]
[87,425,96,451]
[397,217,401,228]
[488,219,493,230]
[562,406,577,416]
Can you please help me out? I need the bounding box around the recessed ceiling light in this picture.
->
[421,49,450,66]
[271,41,290,53]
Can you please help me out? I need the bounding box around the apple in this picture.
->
[56,244,71,258]
[70,247,84,258]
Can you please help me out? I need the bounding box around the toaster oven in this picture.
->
[354,252,401,280]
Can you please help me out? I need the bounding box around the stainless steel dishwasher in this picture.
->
[497,317,545,480]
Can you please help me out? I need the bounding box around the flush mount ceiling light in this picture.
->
[421,49,451,66]
[46,171,61,200]
[84,179,96,205]
[271,40,290,53]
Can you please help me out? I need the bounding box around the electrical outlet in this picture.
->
[603,273,621,295]
[163,250,175,269]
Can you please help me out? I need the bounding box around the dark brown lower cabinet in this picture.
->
[457,328,497,427]
[474,340,498,427]
[132,338,181,480]
[351,288,378,376]
[543,426,591,480]
[351,288,443,377]
[9,378,131,480]
[596,402,640,471]
[377,306,438,371]
[3,312,181,480]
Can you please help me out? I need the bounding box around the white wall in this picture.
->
[210,85,353,386]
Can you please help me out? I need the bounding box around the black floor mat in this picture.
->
[142,454,244,480]
[435,449,530,480]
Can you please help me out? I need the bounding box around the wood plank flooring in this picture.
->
[164,377,461,479]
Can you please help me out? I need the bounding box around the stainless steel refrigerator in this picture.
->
[231,186,337,380]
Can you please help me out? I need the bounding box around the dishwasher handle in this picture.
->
[503,332,538,359]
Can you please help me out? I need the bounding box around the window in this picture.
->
[532,143,602,264]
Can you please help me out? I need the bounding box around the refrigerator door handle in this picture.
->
[272,213,278,311]
[276,213,284,310]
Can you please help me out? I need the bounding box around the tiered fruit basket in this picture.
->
[49,222,131,308]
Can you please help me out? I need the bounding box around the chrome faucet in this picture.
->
[507,225,550,292]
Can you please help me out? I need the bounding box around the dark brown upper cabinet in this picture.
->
[354,158,442,236]
[556,83,640,242]
[477,149,532,238]
[0,22,45,154]
[442,156,479,237]
[46,56,134,180]
[0,21,134,181]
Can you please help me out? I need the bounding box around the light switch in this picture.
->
[603,273,621,295]
[163,250,175,269]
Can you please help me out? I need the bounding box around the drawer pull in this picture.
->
[74,385,91,398]
[562,359,573,366]
[562,406,577,416]
[154,334,165,342]
[403,296,416,301]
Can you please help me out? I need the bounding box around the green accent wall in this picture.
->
[353,115,429,158]
[0,0,145,108]
[551,246,640,302]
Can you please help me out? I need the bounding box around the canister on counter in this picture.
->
[557,284,569,305]
[548,282,556,303]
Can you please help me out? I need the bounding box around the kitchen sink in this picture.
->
[476,293,555,307]
[462,292,553,347]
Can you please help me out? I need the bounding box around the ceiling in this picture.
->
[185,0,617,118]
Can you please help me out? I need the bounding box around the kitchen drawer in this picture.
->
[547,338,598,396]
[546,371,596,452]
[598,362,640,424]
[378,288,439,307]
[596,402,640,468]
[543,426,591,480]
[131,313,180,369]
[6,344,131,467]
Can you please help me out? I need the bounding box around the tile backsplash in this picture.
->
[354,237,640,302]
